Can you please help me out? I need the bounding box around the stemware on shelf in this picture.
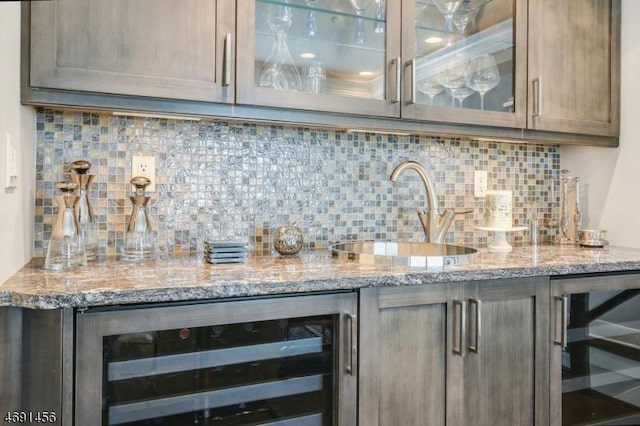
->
[304,61,326,94]
[305,0,318,37]
[279,0,293,22]
[468,54,501,110]
[417,77,444,105]
[436,57,471,106]
[354,8,366,44]
[431,0,462,25]
[451,2,479,33]
[450,85,474,107]
[374,0,386,33]
[258,16,302,91]
[349,0,371,44]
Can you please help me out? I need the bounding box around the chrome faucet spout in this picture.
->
[390,160,440,213]
[391,160,454,244]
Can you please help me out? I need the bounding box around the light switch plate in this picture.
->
[5,133,18,190]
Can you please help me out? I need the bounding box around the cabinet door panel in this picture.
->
[30,0,234,103]
[236,0,401,117]
[528,0,620,136]
[464,277,549,426]
[465,296,535,425]
[401,0,528,129]
[359,285,463,426]
[378,303,447,425]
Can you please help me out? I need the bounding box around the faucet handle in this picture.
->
[453,208,474,216]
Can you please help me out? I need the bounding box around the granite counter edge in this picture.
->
[4,261,640,309]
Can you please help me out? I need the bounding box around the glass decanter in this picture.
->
[69,160,97,261]
[123,176,156,261]
[44,181,87,270]
[258,16,302,91]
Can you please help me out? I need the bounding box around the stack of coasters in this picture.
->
[204,241,247,264]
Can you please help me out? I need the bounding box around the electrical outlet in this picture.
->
[474,170,487,198]
[131,155,156,192]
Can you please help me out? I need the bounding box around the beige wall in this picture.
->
[0,3,35,283]
[561,0,640,248]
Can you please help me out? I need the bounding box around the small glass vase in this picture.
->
[123,177,156,261]
[258,16,302,91]
[44,182,87,271]
[69,160,97,261]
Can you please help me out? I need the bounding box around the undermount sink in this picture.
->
[331,241,477,268]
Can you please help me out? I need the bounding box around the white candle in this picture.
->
[484,190,513,228]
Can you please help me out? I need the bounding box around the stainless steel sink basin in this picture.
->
[331,241,477,268]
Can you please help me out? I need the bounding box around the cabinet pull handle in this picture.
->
[452,299,466,356]
[223,33,232,87]
[389,57,401,104]
[345,313,358,376]
[468,298,481,354]
[554,296,568,347]
[532,77,542,117]
[404,59,416,105]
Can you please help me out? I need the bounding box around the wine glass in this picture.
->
[449,86,474,108]
[417,77,444,105]
[467,54,501,110]
[431,0,462,27]
[349,0,372,44]
[436,58,471,106]
[305,0,318,37]
[431,0,462,17]
[374,0,386,33]
[279,0,293,22]
[451,2,479,34]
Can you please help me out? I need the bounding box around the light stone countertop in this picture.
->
[3,244,640,309]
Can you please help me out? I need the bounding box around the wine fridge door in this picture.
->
[552,275,640,426]
[76,292,358,425]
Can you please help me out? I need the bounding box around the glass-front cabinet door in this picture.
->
[401,0,527,128]
[551,274,640,426]
[236,0,401,117]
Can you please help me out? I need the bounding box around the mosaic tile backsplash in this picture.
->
[34,108,560,257]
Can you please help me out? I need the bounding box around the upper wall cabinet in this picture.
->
[235,0,524,127]
[528,0,620,137]
[28,0,235,104]
[400,0,527,128]
[22,0,620,144]
[235,0,402,117]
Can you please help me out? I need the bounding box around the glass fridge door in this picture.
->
[558,289,640,425]
[76,293,358,426]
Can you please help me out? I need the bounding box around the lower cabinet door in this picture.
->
[551,273,640,426]
[359,277,549,426]
[359,284,464,426]
[75,293,358,426]
[463,277,549,426]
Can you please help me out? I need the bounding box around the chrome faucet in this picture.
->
[390,160,461,244]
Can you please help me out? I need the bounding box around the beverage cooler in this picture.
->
[552,275,640,425]
[75,292,358,425]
